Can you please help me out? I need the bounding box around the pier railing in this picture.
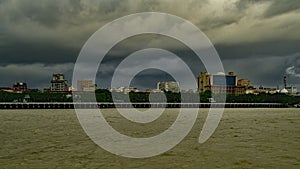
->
[0,102,287,109]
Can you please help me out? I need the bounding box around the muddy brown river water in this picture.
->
[0,108,299,168]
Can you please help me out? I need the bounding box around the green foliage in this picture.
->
[200,91,212,103]
[0,91,72,102]
[0,90,299,105]
[224,93,300,105]
[0,91,24,102]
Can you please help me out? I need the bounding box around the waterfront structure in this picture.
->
[77,80,97,92]
[157,81,180,93]
[50,74,68,92]
[12,82,28,93]
[0,102,288,109]
[197,72,245,95]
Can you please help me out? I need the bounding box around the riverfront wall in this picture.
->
[0,102,287,109]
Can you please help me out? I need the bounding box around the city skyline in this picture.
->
[0,0,299,90]
[0,69,297,91]
[1,71,298,95]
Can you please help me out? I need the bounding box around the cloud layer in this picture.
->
[0,0,299,89]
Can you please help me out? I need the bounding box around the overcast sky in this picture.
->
[0,0,299,90]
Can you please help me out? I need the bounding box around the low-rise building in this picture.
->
[109,87,139,94]
[157,81,180,93]
[286,85,297,94]
[77,80,97,92]
[152,89,164,93]
[68,86,75,92]
[246,87,278,95]
[12,82,28,93]
[237,79,251,88]
[0,87,13,93]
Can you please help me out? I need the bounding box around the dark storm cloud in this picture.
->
[263,0,300,18]
[215,39,300,60]
[222,55,286,87]
[284,53,300,86]
[1,0,299,63]
[0,63,74,88]
[0,0,130,64]
[0,0,299,89]
[96,34,206,90]
[235,0,300,22]
[0,40,79,65]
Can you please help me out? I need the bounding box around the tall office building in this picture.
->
[197,72,245,95]
[50,74,68,92]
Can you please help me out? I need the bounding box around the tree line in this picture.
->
[0,90,299,106]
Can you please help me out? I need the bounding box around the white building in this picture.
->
[286,85,297,94]
[280,88,288,94]
[109,87,139,94]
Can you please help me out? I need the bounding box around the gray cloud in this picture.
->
[286,66,300,78]
[0,63,74,88]
[263,0,300,18]
[0,0,299,89]
[236,0,300,18]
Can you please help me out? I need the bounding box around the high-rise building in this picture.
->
[197,72,245,95]
[77,80,97,92]
[157,81,180,93]
[50,74,68,92]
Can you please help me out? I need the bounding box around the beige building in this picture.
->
[246,87,278,95]
[77,80,97,92]
[237,79,251,88]
[157,81,180,93]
